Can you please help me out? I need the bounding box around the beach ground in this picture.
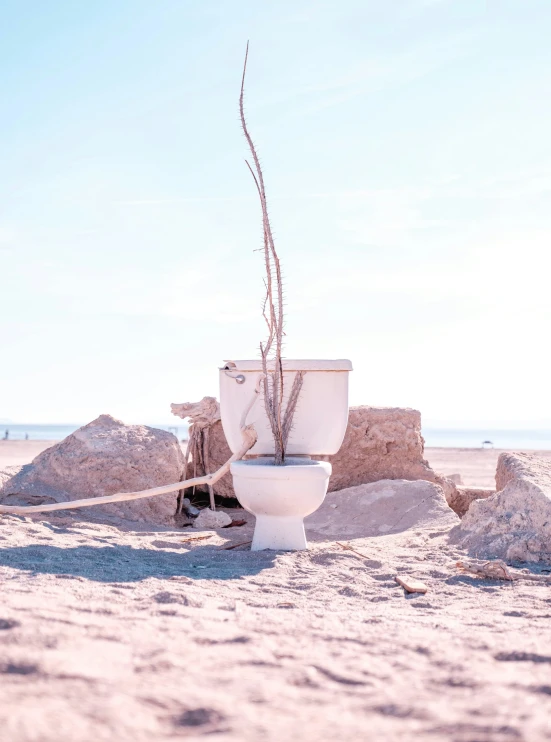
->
[0,440,57,470]
[1,488,551,741]
[2,442,551,740]
[426,446,551,488]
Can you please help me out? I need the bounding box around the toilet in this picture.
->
[220,359,352,550]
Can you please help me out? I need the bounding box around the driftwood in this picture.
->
[171,397,221,514]
[456,559,551,583]
[0,385,262,517]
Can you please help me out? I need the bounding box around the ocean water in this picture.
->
[1,423,189,442]
[1,424,549,450]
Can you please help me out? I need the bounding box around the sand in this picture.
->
[0,440,55,470]
[2,442,551,740]
[426,447,551,488]
[1,487,551,740]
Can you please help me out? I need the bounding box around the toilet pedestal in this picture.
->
[230,458,332,551]
[252,515,308,551]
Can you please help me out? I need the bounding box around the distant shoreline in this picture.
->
[1,423,550,450]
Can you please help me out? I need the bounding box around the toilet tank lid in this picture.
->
[222,359,353,372]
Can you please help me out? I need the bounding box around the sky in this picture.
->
[0,0,550,427]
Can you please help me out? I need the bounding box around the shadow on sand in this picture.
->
[0,543,277,583]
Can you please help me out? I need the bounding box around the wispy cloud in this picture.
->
[257,28,480,120]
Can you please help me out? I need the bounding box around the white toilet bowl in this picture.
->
[220,359,351,550]
[231,457,332,550]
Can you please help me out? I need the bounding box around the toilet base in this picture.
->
[230,457,332,552]
[251,515,307,551]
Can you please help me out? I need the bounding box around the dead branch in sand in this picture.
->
[456,559,551,583]
[336,542,372,559]
[220,540,253,551]
[171,397,220,514]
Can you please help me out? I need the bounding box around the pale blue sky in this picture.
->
[1,0,550,426]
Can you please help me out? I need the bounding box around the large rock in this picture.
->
[306,479,458,540]
[0,415,184,524]
[199,406,442,499]
[450,452,551,563]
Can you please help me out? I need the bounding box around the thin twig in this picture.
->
[221,540,253,551]
[282,370,305,449]
[336,542,372,559]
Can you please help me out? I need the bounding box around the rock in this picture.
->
[181,498,200,517]
[305,479,458,540]
[321,406,440,492]
[0,465,20,491]
[192,508,231,529]
[0,415,184,524]
[494,451,549,491]
[446,486,495,518]
[199,406,442,499]
[450,453,551,563]
[448,473,464,485]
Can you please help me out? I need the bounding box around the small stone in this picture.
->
[181,498,200,517]
[395,575,428,594]
[192,509,232,530]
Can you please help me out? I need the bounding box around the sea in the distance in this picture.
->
[1,424,189,442]
[1,424,550,450]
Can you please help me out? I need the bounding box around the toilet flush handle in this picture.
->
[224,370,246,384]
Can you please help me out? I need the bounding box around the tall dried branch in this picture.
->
[239,42,302,464]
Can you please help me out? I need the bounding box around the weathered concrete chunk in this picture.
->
[0,415,184,524]
[450,452,551,563]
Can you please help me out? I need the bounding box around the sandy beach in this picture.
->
[0,441,57,470]
[426,447,551,488]
[2,479,551,742]
[2,439,551,740]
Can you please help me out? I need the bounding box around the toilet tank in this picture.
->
[219,359,352,456]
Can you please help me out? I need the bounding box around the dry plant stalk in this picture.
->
[456,559,551,583]
[239,42,304,465]
[171,397,221,513]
